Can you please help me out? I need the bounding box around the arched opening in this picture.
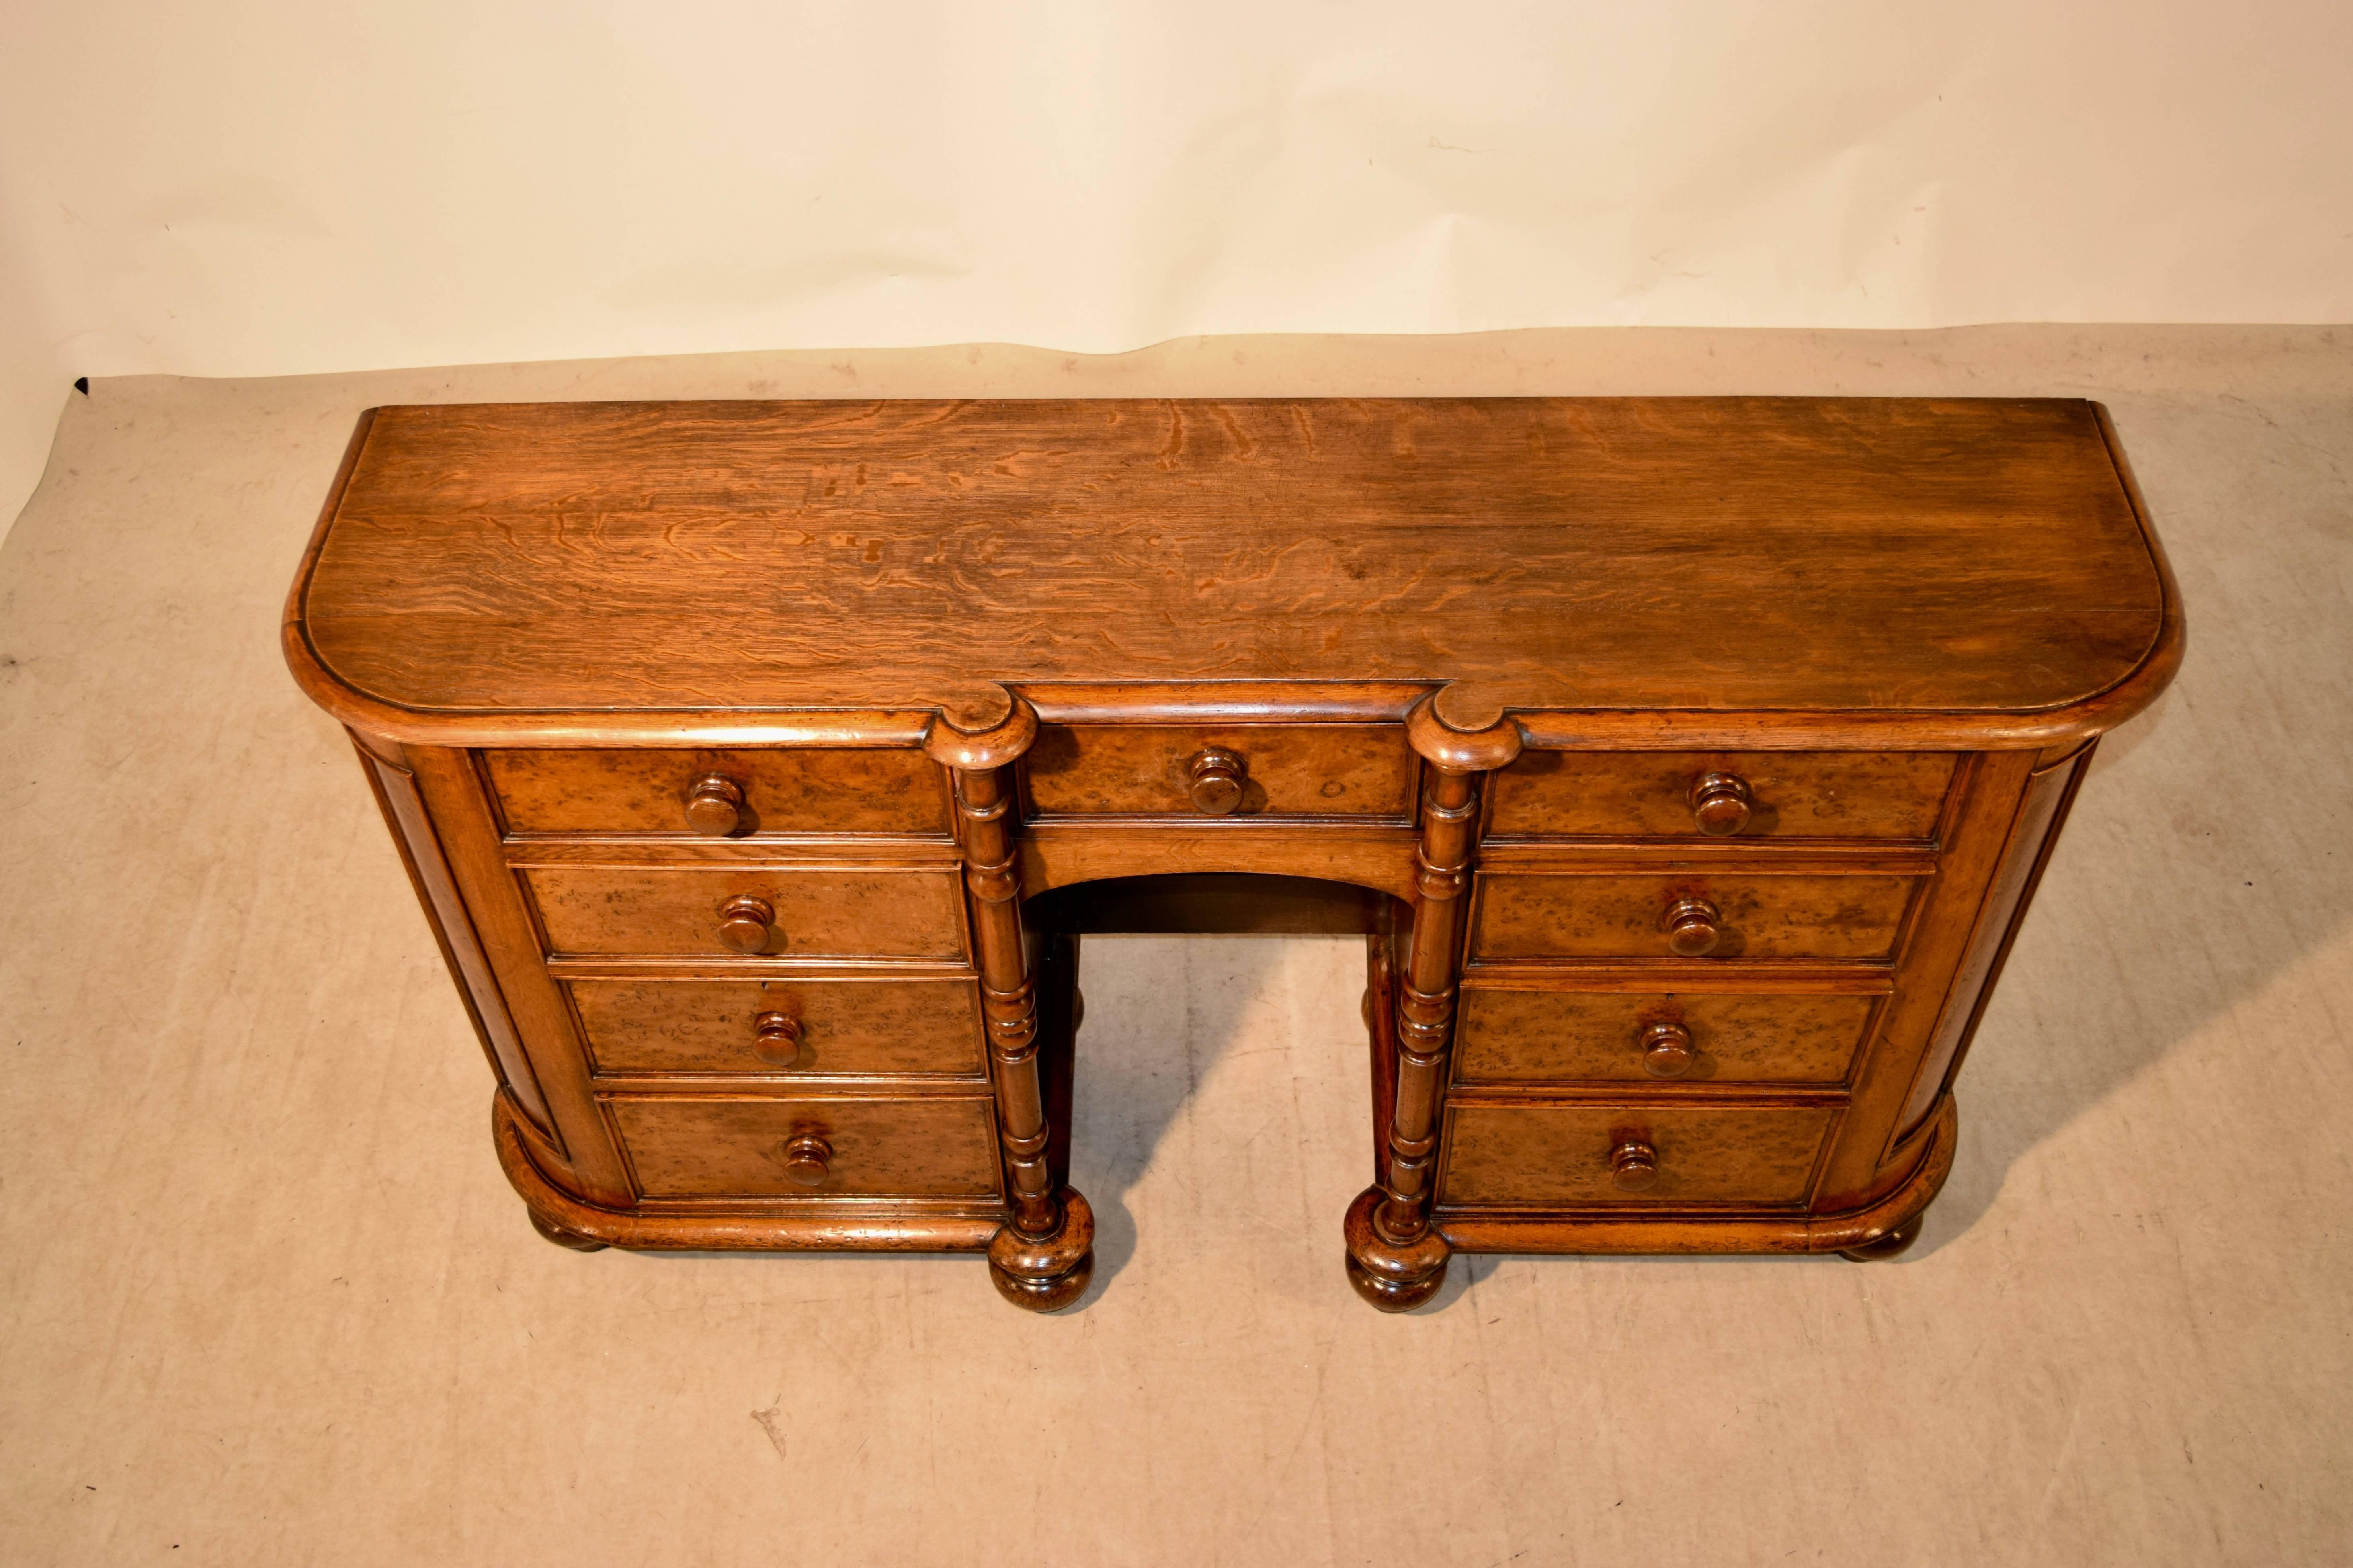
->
[1020,873,1418,1199]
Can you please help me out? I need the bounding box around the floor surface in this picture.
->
[1,325,2347,1564]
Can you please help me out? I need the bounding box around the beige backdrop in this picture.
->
[4,1,2351,534]
[1,325,2347,1561]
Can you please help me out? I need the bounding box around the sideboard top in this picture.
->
[285,397,2180,748]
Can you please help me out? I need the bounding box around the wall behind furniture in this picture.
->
[3,0,2348,537]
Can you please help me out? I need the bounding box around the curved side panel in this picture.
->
[350,731,558,1145]
[400,745,636,1208]
[1891,743,2096,1144]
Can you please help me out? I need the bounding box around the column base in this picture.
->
[987,1188,1095,1312]
[1343,1187,1450,1312]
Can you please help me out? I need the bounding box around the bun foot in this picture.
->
[528,1208,608,1252]
[1839,1213,1924,1262]
[987,1188,1095,1312]
[1343,1187,1450,1312]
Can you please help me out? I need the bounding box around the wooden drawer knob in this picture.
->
[717,894,775,954]
[1690,771,1752,835]
[1640,1021,1695,1078]
[1186,747,1247,814]
[752,1011,803,1068]
[1661,897,1722,957]
[685,774,747,836]
[1610,1140,1660,1193]
[781,1135,832,1187]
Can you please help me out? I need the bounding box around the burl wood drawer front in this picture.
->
[1488,751,1956,841]
[1441,1103,1837,1208]
[609,1095,1002,1200]
[570,976,985,1078]
[1025,725,1415,819]
[483,747,948,837]
[522,866,968,960]
[1468,873,1919,963]
[1453,987,1878,1087]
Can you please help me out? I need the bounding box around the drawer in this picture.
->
[1468,872,1919,963]
[1441,1103,1836,1208]
[1453,986,1877,1086]
[483,747,949,837]
[608,1095,1003,1200]
[522,866,969,960]
[570,976,985,1078]
[1488,751,1956,841]
[1024,724,1415,819]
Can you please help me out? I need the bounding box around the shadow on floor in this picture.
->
[1057,932,1366,1309]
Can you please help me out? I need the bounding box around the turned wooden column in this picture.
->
[1345,696,1521,1311]
[927,697,1095,1312]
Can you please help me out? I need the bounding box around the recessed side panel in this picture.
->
[1893,743,2096,1144]
[1806,751,2039,1211]
[351,735,559,1142]
[398,745,638,1208]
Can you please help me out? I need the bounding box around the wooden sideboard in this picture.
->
[282,397,2181,1312]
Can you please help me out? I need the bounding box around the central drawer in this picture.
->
[521,865,969,960]
[1468,872,1921,963]
[1024,724,1416,819]
[569,976,986,1078]
[1440,1103,1837,1208]
[608,1095,1003,1200]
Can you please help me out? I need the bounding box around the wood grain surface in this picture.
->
[270,393,2183,1287]
[1016,822,1422,900]
[292,398,2169,734]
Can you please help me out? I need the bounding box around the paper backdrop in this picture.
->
[4,0,2349,533]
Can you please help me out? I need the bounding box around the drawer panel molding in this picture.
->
[1489,751,1957,841]
[1469,872,1921,964]
[1454,986,1878,1086]
[1441,1103,1839,1208]
[609,1095,1004,1200]
[522,866,969,960]
[484,747,951,838]
[1025,724,1416,819]
[570,975,986,1079]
